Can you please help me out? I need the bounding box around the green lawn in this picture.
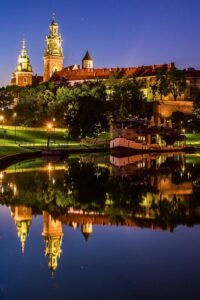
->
[0,126,66,145]
[0,126,109,157]
[1,128,199,159]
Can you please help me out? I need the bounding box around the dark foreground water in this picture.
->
[0,153,200,300]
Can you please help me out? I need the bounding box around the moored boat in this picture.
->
[110,118,194,155]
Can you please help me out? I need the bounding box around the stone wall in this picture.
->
[154,100,193,120]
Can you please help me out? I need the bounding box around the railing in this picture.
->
[19,142,109,151]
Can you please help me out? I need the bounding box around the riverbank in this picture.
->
[0,130,199,159]
[0,126,110,157]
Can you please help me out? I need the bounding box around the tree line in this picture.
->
[0,78,152,138]
[1,66,199,137]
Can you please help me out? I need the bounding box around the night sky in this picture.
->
[0,0,200,86]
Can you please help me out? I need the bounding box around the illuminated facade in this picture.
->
[43,16,64,82]
[11,39,33,87]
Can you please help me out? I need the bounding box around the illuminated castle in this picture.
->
[10,15,199,109]
[10,16,94,88]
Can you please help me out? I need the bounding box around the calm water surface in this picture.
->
[0,153,200,300]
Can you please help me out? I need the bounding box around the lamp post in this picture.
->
[13,113,17,143]
[0,115,5,140]
[47,123,53,151]
[0,115,4,129]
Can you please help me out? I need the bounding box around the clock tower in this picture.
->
[43,15,64,81]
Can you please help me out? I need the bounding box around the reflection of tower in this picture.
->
[42,211,63,273]
[81,222,93,241]
[43,15,64,81]
[10,206,32,253]
[11,39,33,87]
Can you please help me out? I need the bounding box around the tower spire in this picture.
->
[43,17,64,81]
[22,39,25,49]
[21,38,27,56]
[10,39,33,87]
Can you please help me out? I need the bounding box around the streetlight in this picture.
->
[13,113,17,144]
[0,115,5,140]
[0,115,4,129]
[47,123,53,151]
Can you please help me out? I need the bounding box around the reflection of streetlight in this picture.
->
[13,112,17,143]
[53,118,56,144]
[180,120,183,131]
[47,123,53,151]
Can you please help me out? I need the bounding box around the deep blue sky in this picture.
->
[1,0,200,86]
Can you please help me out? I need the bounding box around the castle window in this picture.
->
[23,77,27,83]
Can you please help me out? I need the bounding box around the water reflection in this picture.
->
[0,153,200,274]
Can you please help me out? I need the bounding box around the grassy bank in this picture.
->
[0,126,66,145]
[0,126,110,157]
[0,127,199,158]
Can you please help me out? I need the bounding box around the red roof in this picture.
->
[51,63,175,82]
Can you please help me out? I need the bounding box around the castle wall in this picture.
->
[16,72,33,87]
[154,100,193,119]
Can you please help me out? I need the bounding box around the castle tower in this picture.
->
[11,39,33,87]
[81,222,93,241]
[10,206,32,253]
[42,211,63,273]
[43,15,64,81]
[82,51,94,69]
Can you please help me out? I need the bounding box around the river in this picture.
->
[0,152,199,300]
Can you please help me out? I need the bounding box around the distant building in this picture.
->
[82,50,94,69]
[11,39,33,87]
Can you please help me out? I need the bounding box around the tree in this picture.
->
[107,77,147,119]
[151,66,187,101]
[65,94,107,138]
[168,66,187,100]
[151,67,170,100]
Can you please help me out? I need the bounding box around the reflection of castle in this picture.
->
[81,223,93,241]
[10,206,32,253]
[42,211,63,273]
[5,154,197,273]
[9,205,95,272]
